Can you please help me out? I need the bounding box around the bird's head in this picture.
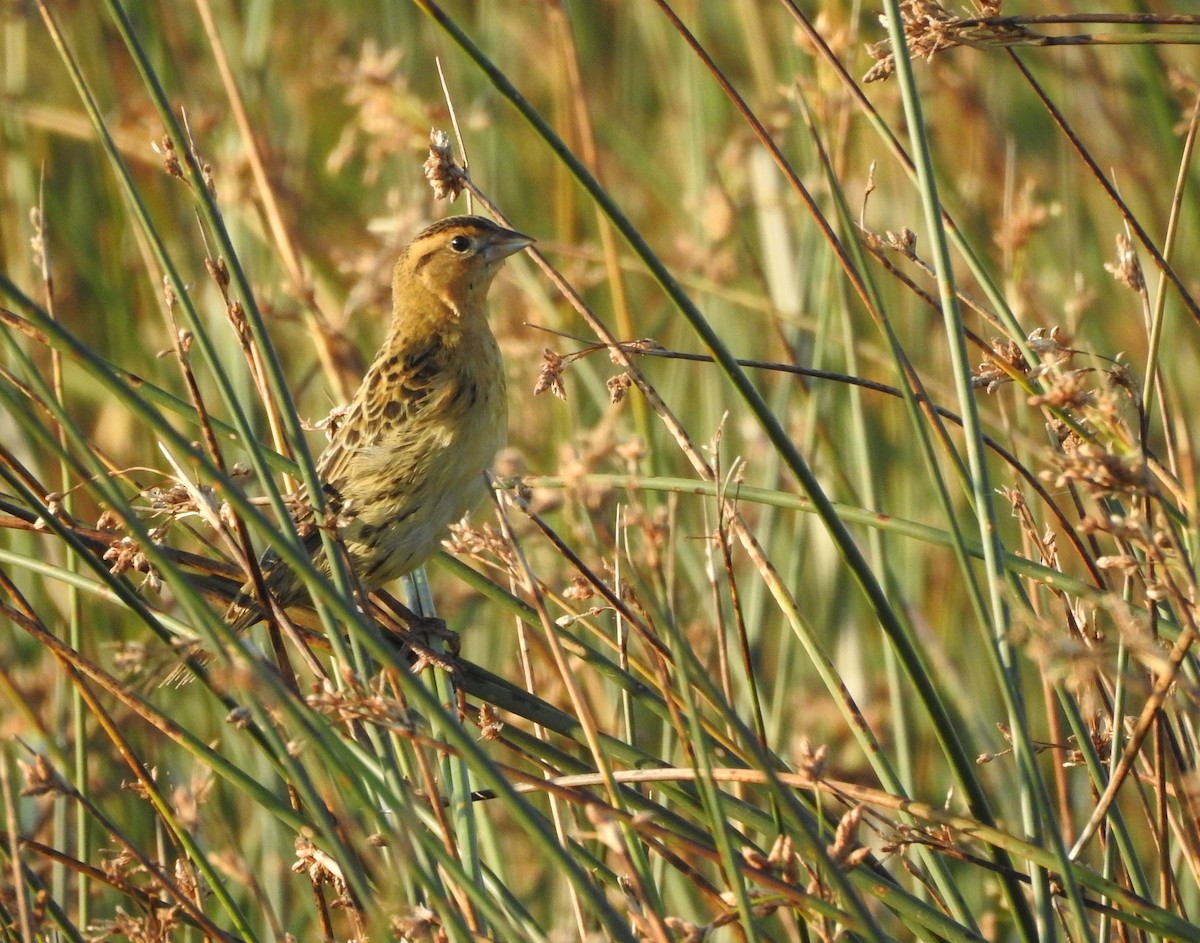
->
[396,215,533,324]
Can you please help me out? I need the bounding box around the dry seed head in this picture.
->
[328,42,429,184]
[227,299,248,341]
[478,703,503,740]
[994,179,1057,255]
[1144,581,1168,602]
[768,834,794,867]
[973,337,1031,392]
[607,372,633,404]
[292,837,348,895]
[1106,361,1136,397]
[103,537,141,575]
[741,847,770,870]
[226,707,252,728]
[1095,554,1138,574]
[111,641,150,676]
[156,134,183,178]
[424,128,466,201]
[625,337,667,354]
[997,486,1025,512]
[534,348,567,399]
[100,848,138,883]
[1027,368,1094,410]
[1046,442,1149,497]
[865,1,956,83]
[1079,509,1146,541]
[205,255,230,290]
[866,1,1037,83]
[392,907,437,940]
[663,917,704,943]
[796,737,828,780]
[883,226,918,257]
[563,576,595,601]
[1105,233,1145,292]
[443,519,518,575]
[29,206,45,266]
[19,755,70,798]
[1028,325,1070,354]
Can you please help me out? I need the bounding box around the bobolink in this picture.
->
[172,215,531,680]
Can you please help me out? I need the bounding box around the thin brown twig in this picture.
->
[191,0,355,402]
[957,14,1200,28]
[1071,575,1199,858]
[1006,51,1200,329]
[0,575,238,942]
[488,485,683,943]
[529,324,1110,590]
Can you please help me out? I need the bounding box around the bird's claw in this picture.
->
[405,638,462,680]
[411,614,460,654]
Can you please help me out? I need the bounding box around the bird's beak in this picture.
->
[484,228,535,263]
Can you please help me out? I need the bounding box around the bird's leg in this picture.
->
[369,591,461,676]
[372,589,460,654]
[405,639,461,677]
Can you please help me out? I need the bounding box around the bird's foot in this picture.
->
[407,613,460,654]
[404,636,462,678]
[377,602,460,655]
[369,592,462,669]
[376,610,460,674]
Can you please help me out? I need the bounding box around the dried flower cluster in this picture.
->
[443,519,519,577]
[103,536,162,593]
[972,326,1073,393]
[305,676,414,730]
[1104,233,1146,293]
[534,348,567,400]
[327,41,428,183]
[423,128,466,202]
[864,1,1039,83]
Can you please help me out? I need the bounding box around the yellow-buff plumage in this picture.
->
[174,215,531,679]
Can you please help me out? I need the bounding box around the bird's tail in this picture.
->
[160,592,264,687]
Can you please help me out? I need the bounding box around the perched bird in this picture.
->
[172,215,532,680]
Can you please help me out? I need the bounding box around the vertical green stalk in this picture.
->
[877,3,1092,939]
[99,0,370,669]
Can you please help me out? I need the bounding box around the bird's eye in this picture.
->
[449,235,472,252]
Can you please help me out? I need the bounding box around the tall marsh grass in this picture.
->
[2,2,1200,941]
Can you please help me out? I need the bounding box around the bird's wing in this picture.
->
[314,337,454,510]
